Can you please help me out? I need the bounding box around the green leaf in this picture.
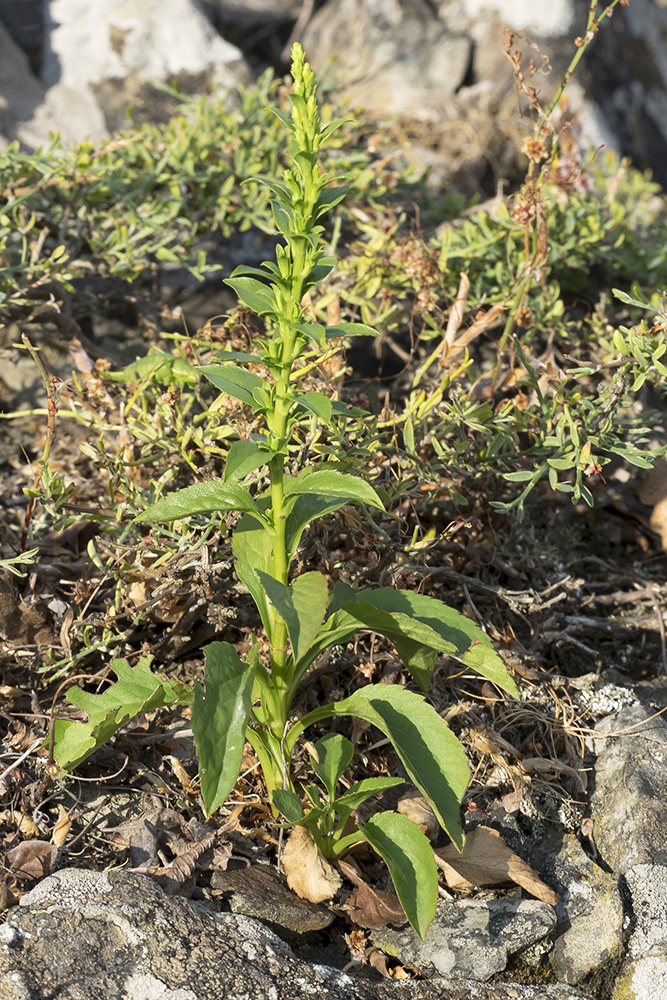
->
[285,493,367,560]
[257,570,329,662]
[272,787,306,823]
[360,811,438,939]
[325,322,379,338]
[332,776,405,833]
[52,657,191,770]
[310,733,353,800]
[284,468,384,510]
[502,470,536,482]
[225,275,277,316]
[199,364,267,410]
[223,440,268,483]
[136,481,268,528]
[350,589,518,697]
[295,392,333,424]
[328,684,469,849]
[192,641,258,815]
[232,514,275,633]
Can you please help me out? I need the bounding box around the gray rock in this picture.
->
[301,0,472,119]
[588,705,667,874]
[370,897,556,981]
[539,835,625,984]
[210,863,335,933]
[0,20,45,150]
[0,868,596,1000]
[625,863,667,958]
[17,0,252,147]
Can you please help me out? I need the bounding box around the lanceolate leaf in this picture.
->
[192,642,258,816]
[137,481,269,529]
[232,515,275,633]
[284,468,383,509]
[319,685,469,850]
[351,589,519,697]
[285,493,368,560]
[310,733,353,800]
[199,364,267,410]
[360,811,438,940]
[295,392,333,424]
[224,275,277,316]
[325,322,379,338]
[223,440,268,483]
[52,657,191,771]
[257,570,329,662]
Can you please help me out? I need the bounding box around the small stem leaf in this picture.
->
[332,776,405,834]
[328,685,469,849]
[199,364,267,410]
[136,481,269,528]
[310,733,354,799]
[284,468,384,509]
[51,657,191,771]
[223,440,269,483]
[325,322,380,338]
[257,569,329,662]
[360,811,438,940]
[192,642,258,816]
[294,392,333,424]
[232,515,276,633]
[224,275,277,316]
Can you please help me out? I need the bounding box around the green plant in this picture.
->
[51,44,517,938]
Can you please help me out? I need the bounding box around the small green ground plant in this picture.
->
[51,44,517,938]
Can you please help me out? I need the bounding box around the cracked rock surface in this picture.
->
[0,869,595,1000]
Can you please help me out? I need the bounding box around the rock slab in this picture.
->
[0,868,597,1000]
[370,897,557,981]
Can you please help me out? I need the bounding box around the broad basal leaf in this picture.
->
[329,685,469,850]
[352,588,518,697]
[192,641,258,816]
[52,657,191,770]
[137,481,269,529]
[257,570,328,662]
[360,811,438,940]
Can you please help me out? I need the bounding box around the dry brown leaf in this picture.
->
[396,794,439,841]
[519,756,587,792]
[338,859,407,930]
[639,462,667,549]
[282,825,342,903]
[368,948,412,980]
[11,812,40,838]
[435,825,558,906]
[5,840,59,882]
[51,805,71,847]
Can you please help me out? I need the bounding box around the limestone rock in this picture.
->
[301,0,472,119]
[370,896,557,981]
[0,20,45,150]
[539,835,624,984]
[22,0,252,146]
[0,868,596,1000]
[588,705,667,874]
[611,863,667,999]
